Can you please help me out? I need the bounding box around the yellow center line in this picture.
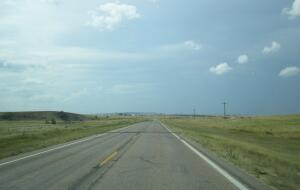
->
[100,151,118,166]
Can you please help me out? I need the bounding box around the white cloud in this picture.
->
[279,66,300,77]
[210,63,232,75]
[283,0,300,19]
[86,2,140,31]
[262,41,281,54]
[184,40,202,50]
[161,41,202,52]
[237,54,249,64]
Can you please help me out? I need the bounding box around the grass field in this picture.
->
[0,116,148,160]
[161,115,300,190]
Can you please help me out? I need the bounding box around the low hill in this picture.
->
[0,111,88,121]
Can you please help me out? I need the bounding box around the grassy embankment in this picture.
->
[0,112,148,159]
[162,115,300,190]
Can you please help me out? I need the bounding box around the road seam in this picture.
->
[159,121,250,190]
[0,124,136,167]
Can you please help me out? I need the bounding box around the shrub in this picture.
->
[51,119,56,124]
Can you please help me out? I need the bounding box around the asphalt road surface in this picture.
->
[0,121,259,190]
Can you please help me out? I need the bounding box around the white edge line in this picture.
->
[159,121,250,190]
[0,124,135,167]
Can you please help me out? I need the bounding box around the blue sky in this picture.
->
[0,0,300,115]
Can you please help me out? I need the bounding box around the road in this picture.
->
[0,121,255,190]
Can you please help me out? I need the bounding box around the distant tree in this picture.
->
[1,113,14,120]
[51,118,56,124]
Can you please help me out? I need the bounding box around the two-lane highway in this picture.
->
[0,121,254,190]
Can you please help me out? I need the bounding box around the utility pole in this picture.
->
[193,108,196,119]
[222,102,227,119]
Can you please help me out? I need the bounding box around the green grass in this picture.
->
[161,115,300,190]
[0,116,148,159]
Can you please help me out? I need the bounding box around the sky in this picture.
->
[0,0,300,115]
